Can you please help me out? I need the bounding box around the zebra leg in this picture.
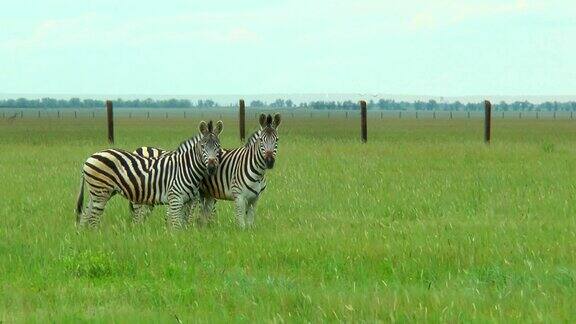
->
[200,197,216,226]
[246,199,258,228]
[181,199,195,225]
[234,196,248,229]
[166,192,186,229]
[131,204,154,224]
[77,198,93,228]
[82,192,111,229]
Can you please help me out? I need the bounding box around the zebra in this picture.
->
[75,120,223,229]
[128,126,259,224]
[200,113,280,228]
[131,113,281,228]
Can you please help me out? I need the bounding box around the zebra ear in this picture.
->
[273,113,281,129]
[198,121,208,135]
[259,114,267,128]
[214,120,224,136]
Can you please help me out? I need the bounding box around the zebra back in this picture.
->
[133,146,167,159]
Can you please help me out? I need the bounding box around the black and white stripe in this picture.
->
[131,114,281,228]
[75,120,223,228]
[200,114,280,228]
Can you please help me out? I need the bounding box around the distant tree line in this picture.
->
[1,97,575,112]
[304,99,576,112]
[0,98,203,109]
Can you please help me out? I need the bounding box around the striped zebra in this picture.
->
[201,113,280,228]
[75,120,223,228]
[128,124,260,224]
[132,113,280,228]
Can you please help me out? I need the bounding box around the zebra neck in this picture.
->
[176,134,201,154]
[247,143,267,181]
[173,146,205,190]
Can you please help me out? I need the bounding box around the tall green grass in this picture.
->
[1,116,575,322]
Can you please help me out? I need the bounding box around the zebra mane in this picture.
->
[176,134,202,153]
[244,129,262,148]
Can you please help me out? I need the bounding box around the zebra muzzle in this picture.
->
[206,159,218,175]
[264,155,275,169]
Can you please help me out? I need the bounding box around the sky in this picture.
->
[1,0,575,97]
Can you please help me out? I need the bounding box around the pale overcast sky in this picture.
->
[1,0,575,96]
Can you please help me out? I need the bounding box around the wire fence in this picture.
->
[0,108,575,120]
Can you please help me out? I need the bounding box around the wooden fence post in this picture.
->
[106,100,114,144]
[450,111,453,120]
[360,100,367,143]
[57,111,60,118]
[484,100,491,144]
[75,111,77,119]
[239,99,246,142]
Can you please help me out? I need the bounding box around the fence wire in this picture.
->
[0,108,574,120]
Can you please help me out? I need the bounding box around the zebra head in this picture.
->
[258,113,281,169]
[198,120,224,176]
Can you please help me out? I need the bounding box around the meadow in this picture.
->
[1,111,576,322]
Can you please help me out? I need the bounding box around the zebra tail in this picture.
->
[76,175,85,223]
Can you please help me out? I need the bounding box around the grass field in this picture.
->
[1,113,576,322]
